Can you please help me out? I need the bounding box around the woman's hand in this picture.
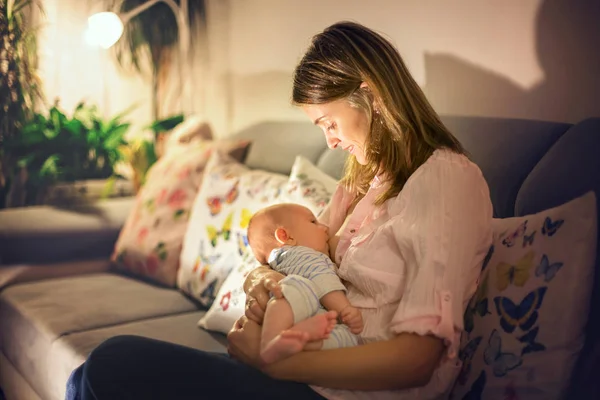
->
[244,267,285,325]
[227,315,264,369]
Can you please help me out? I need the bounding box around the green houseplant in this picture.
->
[3,101,133,205]
[0,0,44,207]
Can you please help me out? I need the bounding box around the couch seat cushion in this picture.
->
[0,197,135,265]
[0,272,200,399]
[48,312,226,400]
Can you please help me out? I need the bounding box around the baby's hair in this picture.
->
[246,203,301,264]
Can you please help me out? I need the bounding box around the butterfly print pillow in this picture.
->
[177,151,289,306]
[452,191,597,400]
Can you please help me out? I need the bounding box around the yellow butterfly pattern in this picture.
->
[206,212,233,248]
[240,208,253,229]
[495,250,535,292]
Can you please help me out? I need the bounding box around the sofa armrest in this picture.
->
[0,197,135,265]
[0,259,111,291]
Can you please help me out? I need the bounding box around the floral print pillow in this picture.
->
[177,151,289,306]
[450,192,597,400]
[195,155,338,331]
[111,140,250,287]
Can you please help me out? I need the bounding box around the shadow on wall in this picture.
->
[423,0,600,123]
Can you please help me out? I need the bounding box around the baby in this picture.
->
[247,203,363,364]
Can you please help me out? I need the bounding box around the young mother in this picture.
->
[66,22,492,400]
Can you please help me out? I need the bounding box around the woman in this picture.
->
[66,22,492,400]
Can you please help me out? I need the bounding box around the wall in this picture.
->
[207,0,600,135]
[38,0,600,138]
[37,0,153,136]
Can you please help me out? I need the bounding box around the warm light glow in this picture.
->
[84,12,124,49]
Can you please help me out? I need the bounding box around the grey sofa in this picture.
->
[1,116,599,400]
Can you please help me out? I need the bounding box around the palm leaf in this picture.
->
[39,154,61,178]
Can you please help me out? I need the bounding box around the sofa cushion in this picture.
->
[197,155,338,334]
[48,312,225,400]
[233,121,327,175]
[0,272,199,399]
[316,147,347,181]
[514,118,600,399]
[112,139,250,287]
[442,116,570,219]
[0,197,134,265]
[451,192,597,399]
[177,151,289,306]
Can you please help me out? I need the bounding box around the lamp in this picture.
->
[85,0,193,116]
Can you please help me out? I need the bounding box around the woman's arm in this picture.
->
[263,333,444,390]
[228,317,443,390]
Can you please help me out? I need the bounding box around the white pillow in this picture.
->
[197,155,338,333]
[177,151,288,306]
[450,191,597,400]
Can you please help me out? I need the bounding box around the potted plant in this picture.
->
[0,0,44,207]
[3,100,134,206]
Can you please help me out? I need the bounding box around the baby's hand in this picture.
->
[340,305,363,334]
[264,278,283,299]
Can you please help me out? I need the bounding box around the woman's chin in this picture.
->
[354,156,368,165]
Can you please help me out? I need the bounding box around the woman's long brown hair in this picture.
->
[293,21,465,205]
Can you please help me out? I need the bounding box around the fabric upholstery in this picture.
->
[197,155,338,334]
[0,259,111,291]
[0,272,201,400]
[112,140,250,287]
[0,197,134,265]
[233,121,327,175]
[48,312,225,400]
[514,118,600,399]
[451,192,597,399]
[0,351,42,400]
[316,147,348,181]
[441,116,571,218]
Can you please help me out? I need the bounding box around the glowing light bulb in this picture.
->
[84,12,124,49]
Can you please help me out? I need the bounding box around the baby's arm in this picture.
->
[321,291,363,334]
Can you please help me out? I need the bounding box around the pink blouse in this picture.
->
[313,149,493,400]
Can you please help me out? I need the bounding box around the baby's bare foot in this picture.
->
[290,311,338,341]
[261,331,309,364]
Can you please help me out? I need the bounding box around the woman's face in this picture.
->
[302,99,370,165]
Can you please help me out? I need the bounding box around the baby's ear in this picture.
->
[274,228,294,245]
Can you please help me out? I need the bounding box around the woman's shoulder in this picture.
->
[411,148,482,182]
[386,149,487,210]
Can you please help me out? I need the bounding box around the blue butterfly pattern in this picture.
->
[541,216,564,237]
[518,326,546,356]
[484,329,522,377]
[522,231,536,247]
[535,254,563,282]
[493,287,547,333]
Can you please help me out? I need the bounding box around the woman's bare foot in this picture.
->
[260,311,338,364]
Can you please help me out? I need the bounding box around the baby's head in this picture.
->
[247,203,329,264]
